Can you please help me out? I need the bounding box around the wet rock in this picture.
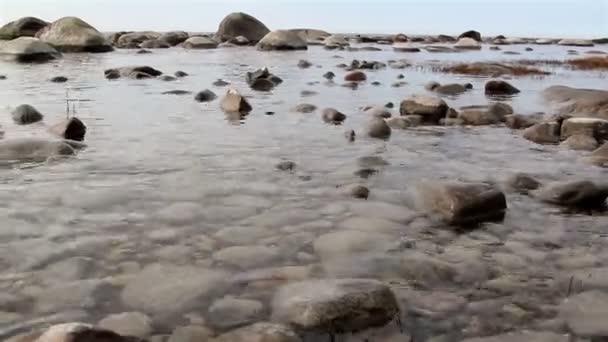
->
[523,121,562,144]
[297,59,312,68]
[0,17,48,40]
[485,80,520,95]
[292,103,317,113]
[121,264,227,317]
[48,117,86,141]
[0,37,60,62]
[212,245,280,268]
[344,71,367,82]
[490,46,501,50]
[213,322,301,342]
[0,75,5,79]
[535,180,608,209]
[12,104,43,125]
[458,30,482,42]
[563,134,599,150]
[461,331,569,342]
[208,297,263,329]
[225,35,250,46]
[543,85,608,120]
[276,160,296,171]
[393,33,408,42]
[16,323,141,342]
[272,279,399,333]
[354,168,378,179]
[560,290,608,338]
[158,31,189,46]
[365,118,391,139]
[215,12,270,43]
[194,89,217,102]
[50,76,68,83]
[162,90,192,95]
[347,185,370,199]
[426,81,472,96]
[38,16,112,52]
[140,39,169,49]
[445,62,548,76]
[183,36,218,49]
[525,47,534,51]
[98,312,152,338]
[416,181,507,226]
[0,138,76,163]
[342,82,358,89]
[246,67,281,91]
[458,104,510,126]
[158,75,176,81]
[213,79,230,87]
[257,30,307,51]
[104,66,162,79]
[507,173,542,194]
[387,116,421,129]
[561,117,608,142]
[167,325,212,342]
[116,31,159,48]
[559,39,594,47]
[454,37,482,50]
[321,108,346,124]
[393,46,420,53]
[587,143,608,167]
[324,35,350,49]
[174,70,188,77]
[504,114,542,129]
[400,94,448,124]
[322,71,335,80]
[220,89,252,113]
[363,106,392,118]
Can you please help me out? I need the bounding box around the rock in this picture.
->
[0,17,48,40]
[363,106,392,118]
[321,108,346,124]
[563,134,599,150]
[324,35,349,48]
[212,322,301,342]
[12,104,43,125]
[297,59,312,68]
[393,33,408,42]
[593,38,608,44]
[387,116,421,129]
[322,71,335,80]
[526,47,534,51]
[226,35,250,45]
[290,29,330,43]
[0,37,60,62]
[98,312,152,338]
[213,79,230,87]
[194,89,217,102]
[257,30,307,51]
[505,114,542,129]
[426,82,472,96]
[0,138,77,163]
[365,118,391,139]
[561,117,608,141]
[158,31,189,46]
[183,36,218,49]
[136,49,151,54]
[559,290,608,337]
[587,143,608,167]
[461,331,569,342]
[559,39,594,47]
[458,104,512,126]
[543,85,608,120]
[454,37,482,50]
[416,181,507,225]
[391,81,408,88]
[208,297,263,329]
[220,89,252,113]
[535,38,555,45]
[104,66,162,79]
[115,31,159,48]
[168,325,213,342]
[314,230,393,260]
[424,45,459,53]
[48,117,87,141]
[393,46,420,52]
[174,71,188,77]
[50,76,68,83]
[485,80,520,95]
[121,264,227,317]
[271,279,399,333]
[347,185,370,199]
[162,90,191,95]
[246,67,281,91]
[215,12,270,43]
[490,46,501,50]
[18,323,139,342]
[345,129,356,142]
[508,173,542,194]
[140,39,169,49]
[213,245,280,268]
[400,95,448,124]
[38,16,112,52]
[158,75,176,81]
[276,161,296,171]
[523,121,562,144]
[292,103,317,113]
[35,279,111,313]
[445,62,548,76]
[0,75,5,80]
[344,71,366,82]
[458,30,482,42]
[250,79,275,91]
[535,181,608,209]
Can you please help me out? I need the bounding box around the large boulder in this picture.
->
[559,39,594,47]
[416,181,507,225]
[543,85,608,120]
[116,31,159,48]
[272,279,399,333]
[485,80,520,95]
[183,36,218,49]
[104,66,163,79]
[257,30,307,51]
[215,12,270,43]
[365,118,391,139]
[158,31,189,46]
[0,17,48,40]
[561,117,608,142]
[38,17,112,52]
[458,30,482,42]
[400,94,449,124]
[535,181,608,209]
[0,37,60,62]
[454,37,482,50]
[220,89,252,113]
[523,121,562,144]
[0,138,77,163]
[11,104,43,124]
[48,117,87,141]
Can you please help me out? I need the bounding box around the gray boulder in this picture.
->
[400,94,449,124]
[257,30,307,51]
[116,31,159,48]
[505,114,542,129]
[0,17,48,40]
[0,37,60,62]
[485,80,520,95]
[559,39,594,47]
[563,134,599,151]
[183,36,218,49]
[104,66,163,79]
[292,103,317,113]
[38,16,112,52]
[220,89,252,113]
[416,181,507,225]
[11,104,43,124]
[365,118,391,139]
[158,31,189,46]
[208,297,263,329]
[458,104,513,126]
[535,181,608,209]
[139,39,169,49]
[215,12,270,43]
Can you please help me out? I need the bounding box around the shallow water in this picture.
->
[1,43,608,340]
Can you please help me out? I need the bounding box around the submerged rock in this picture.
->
[213,79,230,87]
[508,173,542,194]
[158,75,176,81]
[560,290,608,338]
[292,103,317,113]
[416,181,507,225]
[48,117,87,141]
[220,89,252,113]
[38,16,112,52]
[215,12,270,43]
[321,108,346,124]
[276,160,296,171]
[0,138,76,163]
[208,297,263,329]
[183,36,218,49]
[194,89,217,102]
[257,30,307,51]
[400,94,449,124]
[162,90,192,95]
[272,279,399,333]
[0,17,48,40]
[213,322,301,342]
[297,59,312,68]
[587,143,608,167]
[0,37,60,62]
[98,312,152,339]
[174,70,188,77]
[11,104,43,125]
[485,80,520,95]
[425,81,472,96]
[346,184,370,199]
[535,180,608,209]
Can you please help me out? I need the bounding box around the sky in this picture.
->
[1,0,607,38]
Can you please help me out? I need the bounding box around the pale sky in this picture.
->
[1,0,607,38]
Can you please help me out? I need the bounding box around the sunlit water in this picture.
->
[1,43,608,341]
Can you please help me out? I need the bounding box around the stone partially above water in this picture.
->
[523,121,561,144]
[400,94,449,124]
[535,180,608,209]
[560,117,608,142]
[12,104,43,125]
[458,30,482,42]
[425,81,472,96]
[208,296,264,329]
[183,36,218,49]
[214,12,270,43]
[559,39,594,47]
[271,279,399,333]
[321,107,346,124]
[543,85,608,120]
[365,117,391,139]
[194,89,217,102]
[454,37,482,50]
[220,89,252,113]
[0,37,60,62]
[38,16,112,52]
[257,30,307,51]
[104,66,163,79]
[416,181,507,226]
[12,323,140,342]
[485,80,520,96]
[48,117,87,141]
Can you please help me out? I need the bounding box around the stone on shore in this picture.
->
[38,16,112,52]
[158,31,189,46]
[11,104,43,125]
[505,114,542,129]
[0,37,60,62]
[458,30,482,42]
[324,35,350,49]
[220,89,252,113]
[257,30,307,51]
[116,31,159,48]
[0,17,48,40]
[563,134,599,151]
[508,173,542,194]
[416,181,507,225]
[215,12,270,43]
[535,180,608,209]
[48,117,87,141]
[425,81,472,96]
[271,279,399,333]
[183,36,218,49]
[454,37,482,50]
[400,94,449,124]
[344,71,366,82]
[523,121,562,144]
[485,80,520,95]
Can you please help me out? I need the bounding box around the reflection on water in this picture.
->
[1,43,608,341]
